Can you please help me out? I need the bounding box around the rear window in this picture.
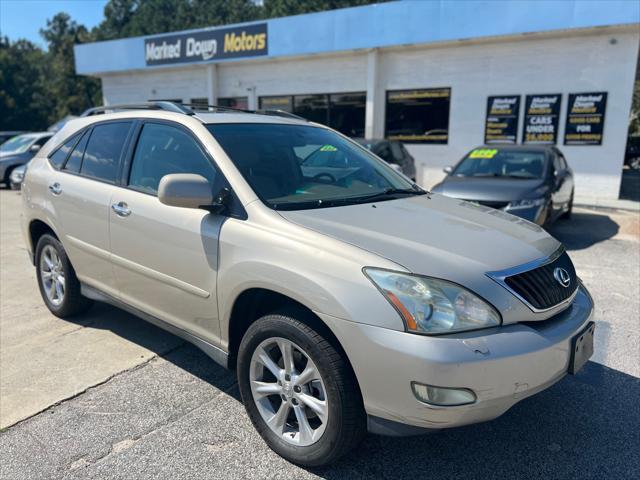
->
[49,134,80,169]
[80,122,132,183]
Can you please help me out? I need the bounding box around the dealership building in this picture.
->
[74,0,639,201]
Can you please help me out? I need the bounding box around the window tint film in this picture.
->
[49,134,80,168]
[207,123,417,210]
[80,122,131,182]
[64,130,89,173]
[129,123,216,194]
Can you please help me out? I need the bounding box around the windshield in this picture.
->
[453,149,547,179]
[207,124,421,210]
[0,135,37,153]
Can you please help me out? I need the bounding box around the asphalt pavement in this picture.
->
[0,189,638,479]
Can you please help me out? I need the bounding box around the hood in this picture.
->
[0,151,30,161]
[431,176,547,202]
[278,193,559,280]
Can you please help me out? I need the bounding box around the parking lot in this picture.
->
[1,188,639,479]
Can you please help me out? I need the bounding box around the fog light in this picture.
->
[411,382,476,406]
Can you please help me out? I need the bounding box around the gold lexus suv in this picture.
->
[21,102,594,466]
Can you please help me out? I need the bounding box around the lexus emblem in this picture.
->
[553,267,571,288]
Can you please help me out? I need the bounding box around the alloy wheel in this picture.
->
[40,245,65,306]
[249,337,328,446]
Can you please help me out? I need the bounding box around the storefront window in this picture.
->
[293,94,329,125]
[258,92,365,137]
[328,92,365,137]
[218,97,248,110]
[190,97,209,108]
[259,95,293,112]
[385,88,451,143]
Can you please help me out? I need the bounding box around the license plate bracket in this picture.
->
[569,321,595,375]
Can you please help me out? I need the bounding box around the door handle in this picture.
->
[48,182,62,195]
[111,201,132,217]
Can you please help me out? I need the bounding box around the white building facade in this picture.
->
[75,1,640,200]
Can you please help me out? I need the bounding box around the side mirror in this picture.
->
[158,174,214,210]
[29,144,41,153]
[443,166,453,174]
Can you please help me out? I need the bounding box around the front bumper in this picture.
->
[318,283,594,433]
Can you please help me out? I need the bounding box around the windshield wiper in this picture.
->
[272,187,425,211]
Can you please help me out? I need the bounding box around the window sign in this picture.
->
[564,92,607,146]
[385,88,451,144]
[259,96,293,112]
[522,94,561,144]
[484,95,520,144]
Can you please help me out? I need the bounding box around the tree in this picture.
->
[0,37,51,130]
[40,13,101,124]
[261,0,381,18]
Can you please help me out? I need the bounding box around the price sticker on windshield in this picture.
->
[469,149,498,159]
[320,145,337,152]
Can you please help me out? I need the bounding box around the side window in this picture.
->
[48,134,80,169]
[552,154,563,173]
[34,136,51,147]
[63,130,90,173]
[129,123,216,194]
[80,122,132,183]
[389,142,404,163]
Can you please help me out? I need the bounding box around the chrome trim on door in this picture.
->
[111,201,131,217]
[48,182,62,195]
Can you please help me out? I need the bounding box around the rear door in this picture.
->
[108,121,225,344]
[50,121,134,297]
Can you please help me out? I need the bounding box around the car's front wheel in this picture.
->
[237,313,366,466]
[35,234,93,318]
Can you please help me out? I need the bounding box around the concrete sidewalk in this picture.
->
[0,190,182,428]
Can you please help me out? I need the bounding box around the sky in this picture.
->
[0,0,108,48]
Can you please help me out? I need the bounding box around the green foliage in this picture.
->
[1,0,384,130]
[0,38,51,130]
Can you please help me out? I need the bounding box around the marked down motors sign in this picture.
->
[144,23,268,65]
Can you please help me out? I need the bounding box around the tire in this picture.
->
[561,191,574,220]
[237,313,366,467]
[35,234,93,318]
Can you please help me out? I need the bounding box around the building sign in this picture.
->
[564,92,607,146]
[484,95,520,144]
[144,23,268,66]
[522,94,561,144]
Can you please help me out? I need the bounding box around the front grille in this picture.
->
[504,251,578,310]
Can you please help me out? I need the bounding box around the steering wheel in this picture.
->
[313,173,337,184]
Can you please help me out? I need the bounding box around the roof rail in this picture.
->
[79,101,308,122]
[80,101,194,117]
[257,109,307,121]
[183,103,307,121]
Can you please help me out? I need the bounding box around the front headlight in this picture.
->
[508,197,546,210]
[364,268,501,335]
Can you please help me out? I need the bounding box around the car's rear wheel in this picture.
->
[35,234,93,318]
[237,313,366,466]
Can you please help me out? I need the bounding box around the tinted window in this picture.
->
[80,122,131,182]
[385,88,451,144]
[49,134,80,169]
[34,136,51,147]
[207,123,416,210]
[64,130,89,173]
[129,123,216,194]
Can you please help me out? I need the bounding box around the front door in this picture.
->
[108,121,224,344]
